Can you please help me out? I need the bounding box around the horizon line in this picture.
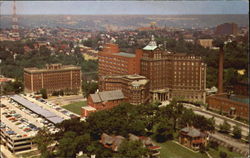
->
[1,13,248,16]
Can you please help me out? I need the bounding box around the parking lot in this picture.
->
[0,94,79,155]
[47,95,86,106]
[22,94,80,118]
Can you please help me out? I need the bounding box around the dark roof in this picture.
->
[90,90,125,103]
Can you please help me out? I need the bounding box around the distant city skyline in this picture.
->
[1,1,249,15]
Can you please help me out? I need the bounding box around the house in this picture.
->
[179,127,208,151]
[100,133,125,152]
[87,90,127,111]
[129,134,161,157]
[100,133,161,157]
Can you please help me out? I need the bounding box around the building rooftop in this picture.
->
[114,52,136,58]
[214,94,249,105]
[24,64,81,73]
[10,95,65,124]
[143,35,158,51]
[82,106,96,111]
[180,127,204,137]
[90,90,125,103]
[229,95,249,104]
[131,79,149,87]
[125,74,146,80]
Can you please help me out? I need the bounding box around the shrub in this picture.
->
[209,141,219,150]
[219,151,227,158]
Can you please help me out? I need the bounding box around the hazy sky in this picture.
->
[1,1,249,15]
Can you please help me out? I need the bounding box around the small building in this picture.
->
[81,106,96,118]
[179,127,208,151]
[129,134,161,157]
[100,133,125,152]
[207,94,249,120]
[87,90,127,111]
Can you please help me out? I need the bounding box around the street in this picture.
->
[183,103,249,137]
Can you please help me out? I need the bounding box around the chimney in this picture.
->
[218,46,224,94]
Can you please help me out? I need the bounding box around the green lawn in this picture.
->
[155,141,208,158]
[208,146,243,158]
[62,101,86,115]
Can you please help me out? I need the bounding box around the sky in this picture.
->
[1,1,249,15]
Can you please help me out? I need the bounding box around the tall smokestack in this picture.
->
[218,46,224,94]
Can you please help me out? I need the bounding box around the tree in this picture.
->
[159,99,184,132]
[199,144,206,153]
[33,127,55,158]
[57,131,91,157]
[117,140,148,158]
[209,141,219,150]
[40,88,48,99]
[82,81,98,97]
[87,141,114,158]
[2,80,23,94]
[155,120,174,142]
[178,108,195,129]
[219,151,228,158]
[192,115,215,132]
[246,132,250,142]
[232,125,242,139]
[219,120,231,134]
[136,103,159,132]
[57,131,78,157]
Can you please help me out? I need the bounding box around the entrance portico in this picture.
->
[151,89,170,102]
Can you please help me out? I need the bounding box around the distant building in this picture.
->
[184,39,195,44]
[98,43,143,76]
[207,94,249,120]
[24,64,81,95]
[140,36,207,103]
[215,23,238,35]
[0,76,15,84]
[197,39,213,48]
[179,127,208,151]
[87,90,127,111]
[99,74,150,105]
